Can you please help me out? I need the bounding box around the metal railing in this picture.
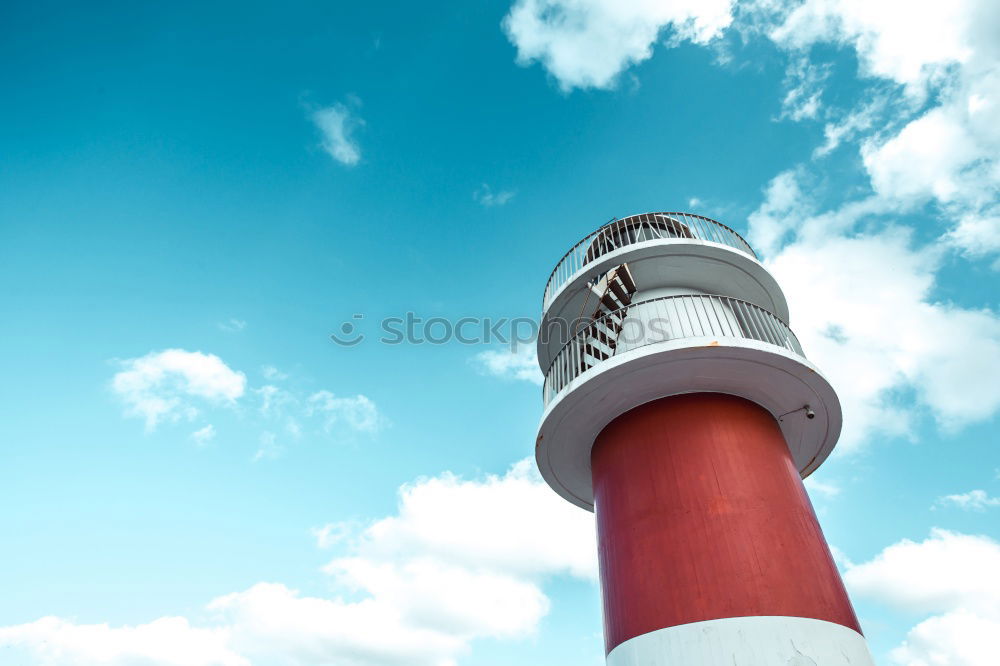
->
[542,294,802,406]
[542,212,756,311]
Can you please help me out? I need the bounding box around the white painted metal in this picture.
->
[615,293,741,355]
[537,240,788,370]
[542,212,757,310]
[542,294,804,405]
[607,616,875,666]
[535,338,841,511]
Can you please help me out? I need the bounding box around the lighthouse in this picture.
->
[535,213,875,665]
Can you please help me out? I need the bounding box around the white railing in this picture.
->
[542,212,756,311]
[542,294,802,406]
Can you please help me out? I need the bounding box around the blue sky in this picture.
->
[1,1,999,665]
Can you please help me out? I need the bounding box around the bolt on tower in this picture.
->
[535,212,875,665]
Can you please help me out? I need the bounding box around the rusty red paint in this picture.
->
[591,393,861,655]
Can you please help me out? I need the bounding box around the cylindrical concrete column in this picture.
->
[591,393,872,665]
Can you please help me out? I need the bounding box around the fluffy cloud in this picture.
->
[506,1,1000,257]
[111,351,381,457]
[112,349,247,431]
[771,0,972,94]
[503,0,734,90]
[769,0,984,95]
[862,107,984,204]
[247,385,381,458]
[845,529,1000,665]
[753,209,1000,450]
[217,318,247,333]
[307,391,383,434]
[765,0,1000,260]
[734,1,1000,450]
[935,489,1000,511]
[311,522,353,549]
[846,529,1000,615]
[803,476,841,498]
[209,582,469,666]
[0,460,596,666]
[472,345,544,385]
[322,559,548,640]
[472,183,515,207]
[311,103,363,166]
[261,365,289,381]
[778,56,829,121]
[812,94,888,157]
[0,616,244,666]
[746,168,810,256]
[256,384,296,417]
[352,458,597,580]
[192,424,217,445]
[889,610,999,666]
[945,213,1000,264]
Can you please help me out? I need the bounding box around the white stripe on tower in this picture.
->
[607,617,874,666]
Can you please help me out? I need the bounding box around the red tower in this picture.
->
[535,213,874,665]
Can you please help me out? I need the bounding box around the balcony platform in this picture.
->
[535,337,842,511]
[538,214,788,370]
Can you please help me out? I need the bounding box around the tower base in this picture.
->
[591,393,874,664]
[608,616,874,666]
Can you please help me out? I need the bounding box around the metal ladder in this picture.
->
[578,263,637,372]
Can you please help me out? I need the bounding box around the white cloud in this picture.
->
[812,93,890,157]
[945,213,1000,264]
[748,171,1000,451]
[0,616,245,666]
[746,168,810,256]
[307,391,383,434]
[844,529,1000,665]
[778,56,829,121]
[733,1,1000,451]
[935,489,1000,511]
[192,424,217,445]
[232,459,591,663]
[218,318,247,333]
[311,522,353,549]
[473,345,543,385]
[311,104,363,166]
[890,610,1000,666]
[251,431,283,462]
[207,582,468,666]
[846,529,1000,614]
[473,183,515,207]
[803,476,841,498]
[252,384,381,449]
[768,231,1000,449]
[0,460,597,666]
[353,458,597,581]
[861,106,983,204]
[321,558,548,640]
[112,349,247,431]
[763,0,1000,261]
[256,384,296,417]
[828,544,853,570]
[110,350,378,455]
[503,0,734,91]
[261,365,289,381]
[769,1,982,96]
